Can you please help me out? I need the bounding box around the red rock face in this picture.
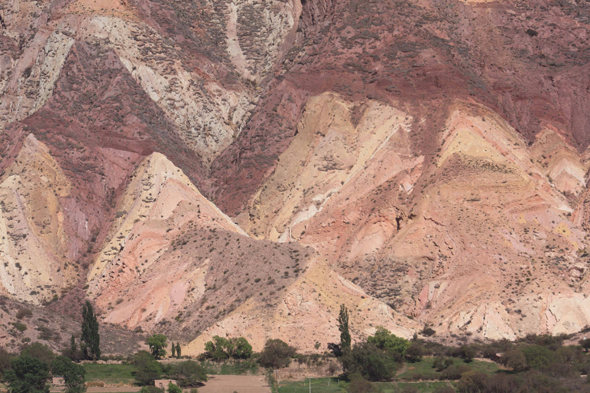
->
[2,40,207,268]
[212,0,590,212]
[3,0,590,350]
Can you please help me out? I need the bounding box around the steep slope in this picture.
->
[0,0,302,166]
[212,0,590,214]
[86,153,312,342]
[239,97,590,340]
[0,135,78,305]
[3,0,590,353]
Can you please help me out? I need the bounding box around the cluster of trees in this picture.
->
[330,305,422,384]
[332,304,590,392]
[0,301,100,393]
[0,343,85,393]
[339,326,417,382]
[132,350,206,388]
[203,336,253,361]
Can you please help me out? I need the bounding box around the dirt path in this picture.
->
[198,375,271,393]
[50,375,270,393]
[51,388,140,393]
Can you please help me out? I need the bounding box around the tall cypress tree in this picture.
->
[176,342,181,358]
[171,343,176,358]
[338,304,351,352]
[81,301,100,360]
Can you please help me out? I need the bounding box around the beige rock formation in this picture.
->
[0,135,78,304]
[237,97,590,342]
[86,152,247,328]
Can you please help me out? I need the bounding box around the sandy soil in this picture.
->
[198,375,271,393]
[48,375,271,393]
[50,388,140,393]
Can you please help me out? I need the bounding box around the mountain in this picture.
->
[2,0,590,353]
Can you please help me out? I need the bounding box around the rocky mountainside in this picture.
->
[2,0,590,354]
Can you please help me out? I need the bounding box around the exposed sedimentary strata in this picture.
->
[238,99,590,341]
[238,92,419,242]
[86,153,315,343]
[87,152,245,285]
[1,0,302,165]
[0,135,78,304]
[4,0,590,351]
[82,17,253,165]
[349,106,590,340]
[0,29,75,129]
[227,0,302,82]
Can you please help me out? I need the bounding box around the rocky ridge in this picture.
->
[2,0,590,354]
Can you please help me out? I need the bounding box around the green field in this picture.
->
[277,378,455,393]
[277,358,500,392]
[83,363,136,384]
[278,377,342,393]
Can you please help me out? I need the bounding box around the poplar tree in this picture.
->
[81,301,100,360]
[176,342,181,358]
[70,335,77,355]
[338,304,351,352]
[171,343,176,358]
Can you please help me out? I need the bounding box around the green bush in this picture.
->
[5,355,50,393]
[51,356,86,393]
[405,342,424,362]
[500,349,527,371]
[347,373,377,392]
[168,382,182,393]
[170,360,207,387]
[459,345,476,363]
[147,334,167,359]
[21,343,55,367]
[367,327,410,360]
[440,364,471,380]
[0,347,12,377]
[522,345,553,370]
[457,371,488,393]
[16,308,32,320]
[139,387,163,393]
[204,336,253,361]
[341,342,397,382]
[421,327,436,336]
[259,339,297,369]
[433,356,453,372]
[133,351,162,386]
